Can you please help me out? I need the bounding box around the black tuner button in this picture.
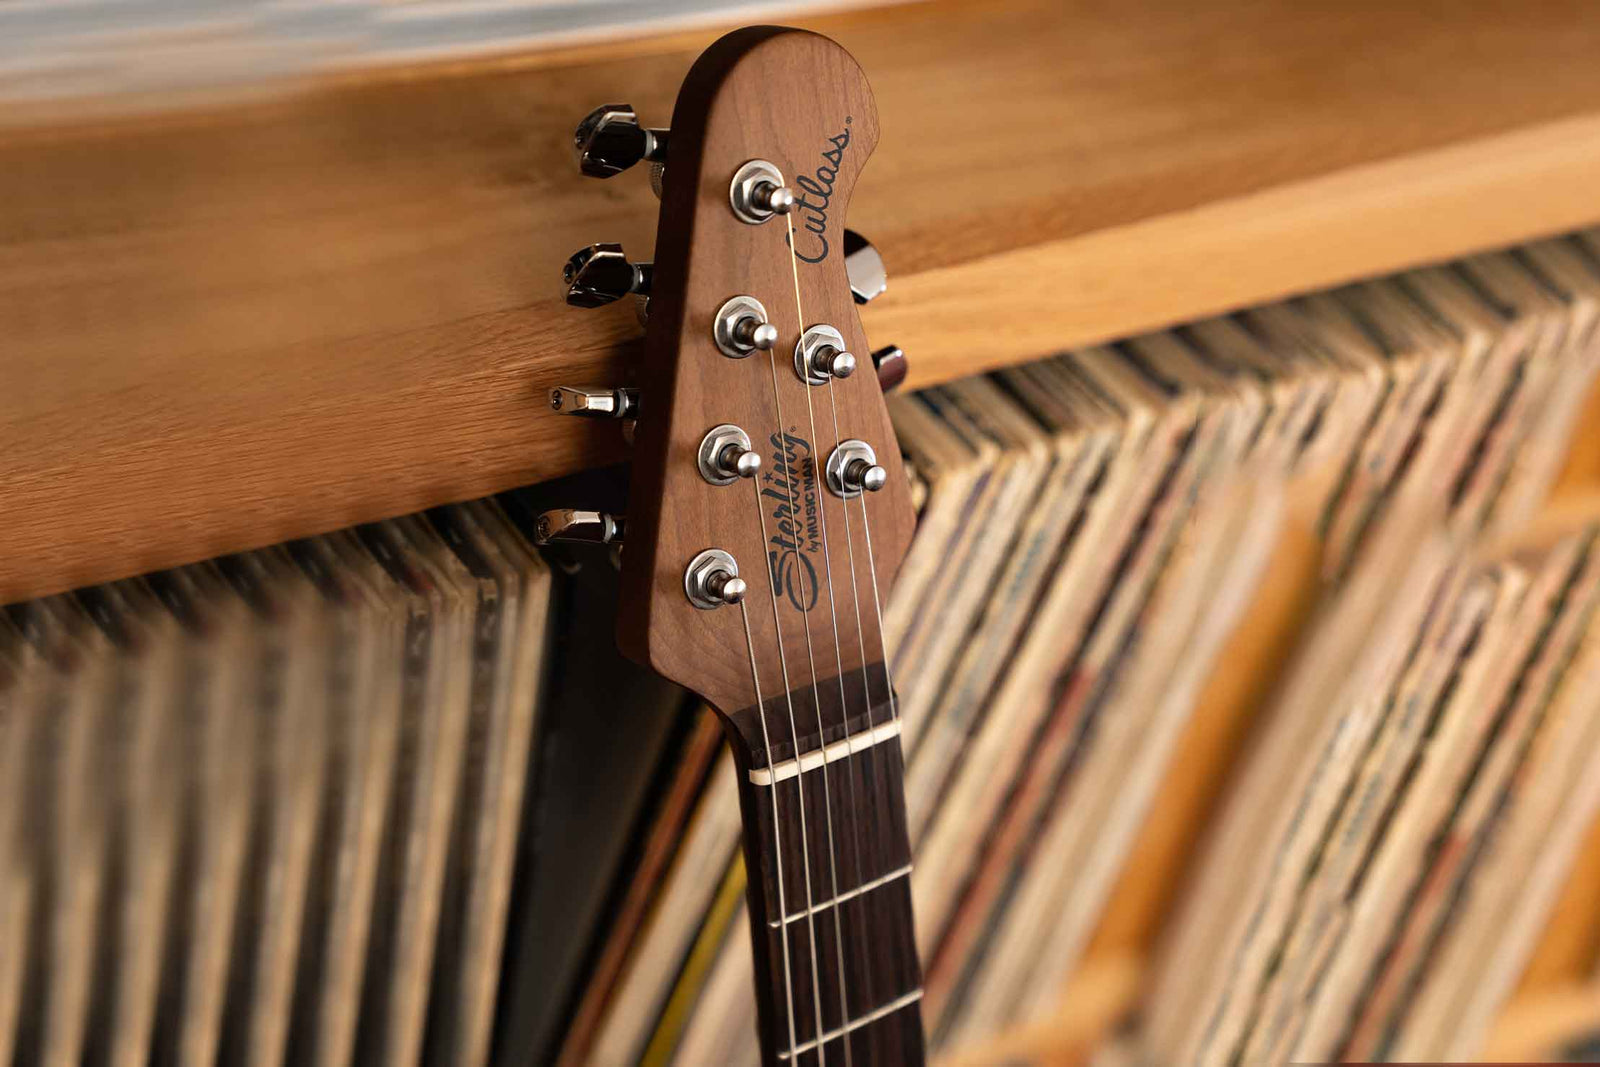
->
[843,229,887,305]
[871,345,908,394]
[564,243,652,308]
[574,103,669,179]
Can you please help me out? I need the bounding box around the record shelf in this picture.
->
[7,0,1600,603]
[7,2,1600,1061]
[934,387,1600,1066]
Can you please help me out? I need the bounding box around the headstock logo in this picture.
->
[762,429,822,611]
[787,121,851,265]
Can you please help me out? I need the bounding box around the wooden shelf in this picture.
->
[8,0,1600,600]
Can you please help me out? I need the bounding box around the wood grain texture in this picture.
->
[612,26,914,711]
[613,30,921,1060]
[9,0,1600,600]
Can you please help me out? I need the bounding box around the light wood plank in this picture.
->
[8,0,1600,600]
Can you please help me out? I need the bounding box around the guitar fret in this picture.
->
[774,988,925,1061]
[747,718,902,786]
[767,863,913,928]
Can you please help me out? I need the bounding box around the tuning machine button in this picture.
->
[826,440,888,498]
[549,385,639,418]
[843,229,887,305]
[533,509,625,546]
[729,160,796,225]
[795,324,857,385]
[684,549,746,609]
[713,296,778,358]
[564,243,652,309]
[698,425,761,486]
[574,103,668,179]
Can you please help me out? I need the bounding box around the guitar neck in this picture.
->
[723,669,925,1066]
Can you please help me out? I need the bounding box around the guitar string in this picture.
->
[736,595,799,1061]
[783,207,874,1050]
[856,494,901,732]
[759,309,831,1062]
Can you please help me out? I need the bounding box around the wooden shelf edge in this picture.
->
[889,111,1600,390]
[9,0,1600,601]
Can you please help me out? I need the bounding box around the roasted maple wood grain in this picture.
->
[613,27,913,713]
[8,0,1600,600]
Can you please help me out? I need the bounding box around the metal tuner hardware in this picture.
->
[795,324,857,385]
[549,385,639,419]
[826,440,888,498]
[729,160,795,225]
[836,230,908,392]
[574,103,668,180]
[698,425,762,486]
[871,345,909,393]
[713,296,778,358]
[564,243,652,309]
[685,549,747,609]
[842,229,887,305]
[533,509,626,546]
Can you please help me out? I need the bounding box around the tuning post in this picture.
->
[826,440,888,498]
[734,318,779,351]
[714,296,777,358]
[795,324,857,384]
[564,243,652,309]
[533,509,626,546]
[574,103,668,179]
[549,385,639,419]
[684,549,747,609]
[729,160,795,224]
[698,425,762,486]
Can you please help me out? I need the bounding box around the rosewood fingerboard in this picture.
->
[723,667,924,1066]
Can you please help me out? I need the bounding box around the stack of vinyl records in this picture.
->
[1139,505,1600,1064]
[559,229,1600,1064]
[0,503,552,1067]
[4,228,1600,1065]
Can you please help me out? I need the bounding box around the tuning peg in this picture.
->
[533,509,625,546]
[871,345,908,393]
[574,103,668,179]
[550,385,639,419]
[843,229,887,305]
[564,243,652,309]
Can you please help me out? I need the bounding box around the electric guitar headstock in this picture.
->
[539,26,927,1066]
[541,26,915,721]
